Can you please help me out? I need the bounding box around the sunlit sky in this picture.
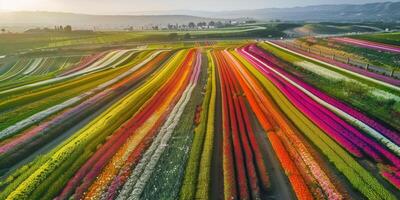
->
[0,0,397,14]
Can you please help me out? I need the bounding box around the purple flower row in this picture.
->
[239,44,400,169]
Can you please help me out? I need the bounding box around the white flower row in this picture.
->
[82,49,133,73]
[0,51,163,140]
[242,47,400,157]
[0,60,30,82]
[267,41,400,92]
[22,58,44,75]
[117,52,201,200]
[0,49,137,95]
[295,61,350,81]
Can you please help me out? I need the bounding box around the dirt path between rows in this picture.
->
[246,102,296,200]
[210,56,224,200]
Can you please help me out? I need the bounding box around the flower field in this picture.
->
[0,38,399,199]
[331,37,400,54]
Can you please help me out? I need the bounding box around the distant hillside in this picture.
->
[283,23,385,37]
[0,11,219,30]
[1,1,399,31]
[134,1,400,22]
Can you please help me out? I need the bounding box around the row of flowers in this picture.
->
[0,51,164,153]
[54,51,172,200]
[116,50,200,200]
[229,49,339,200]
[69,50,194,200]
[269,41,400,146]
[0,52,165,177]
[179,51,214,200]
[0,50,189,200]
[239,44,397,199]
[246,43,400,189]
[216,50,272,199]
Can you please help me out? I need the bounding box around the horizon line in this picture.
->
[0,1,398,16]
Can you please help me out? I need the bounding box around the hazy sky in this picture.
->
[0,0,397,14]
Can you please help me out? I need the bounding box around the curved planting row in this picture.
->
[60,51,108,76]
[0,49,137,95]
[0,51,169,172]
[0,55,83,85]
[244,44,400,154]
[115,50,200,200]
[251,44,400,142]
[0,59,38,82]
[227,50,340,200]
[33,56,83,76]
[0,43,398,200]
[0,50,190,200]
[0,56,83,91]
[264,41,400,93]
[331,37,400,54]
[57,50,196,200]
[0,51,158,138]
[257,42,400,146]
[235,47,396,199]
[272,40,400,86]
[0,50,150,134]
[241,44,400,189]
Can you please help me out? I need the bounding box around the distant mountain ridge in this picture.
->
[0,11,219,29]
[0,1,399,30]
[132,1,400,22]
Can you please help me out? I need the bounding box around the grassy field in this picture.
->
[0,23,296,55]
[350,32,400,46]
[296,37,400,71]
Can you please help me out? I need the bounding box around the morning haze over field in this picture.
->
[0,1,399,200]
[0,0,396,13]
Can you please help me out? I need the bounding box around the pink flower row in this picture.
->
[242,44,400,172]
[247,44,400,147]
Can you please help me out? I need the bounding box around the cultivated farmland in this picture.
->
[0,31,399,200]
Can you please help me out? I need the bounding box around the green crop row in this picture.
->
[0,50,188,200]
[259,42,400,95]
[179,50,216,200]
[257,42,400,131]
[0,66,128,134]
[0,51,153,135]
[141,52,208,200]
[0,55,83,91]
[350,32,400,46]
[194,50,217,199]
[233,52,396,200]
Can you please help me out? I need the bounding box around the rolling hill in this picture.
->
[133,1,400,22]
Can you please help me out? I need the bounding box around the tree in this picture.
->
[245,20,256,24]
[208,21,215,27]
[168,33,178,40]
[184,33,191,39]
[64,25,72,32]
[1,28,5,33]
[215,21,224,28]
[188,22,195,29]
